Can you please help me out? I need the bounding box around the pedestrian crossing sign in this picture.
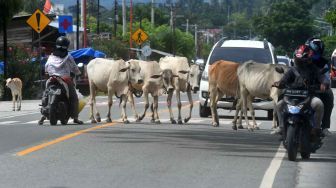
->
[132,28,149,45]
[26,9,51,33]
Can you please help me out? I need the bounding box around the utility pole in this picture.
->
[186,19,189,33]
[82,0,87,47]
[97,0,100,34]
[151,0,155,27]
[76,0,79,49]
[114,0,117,37]
[122,0,126,36]
[2,15,8,100]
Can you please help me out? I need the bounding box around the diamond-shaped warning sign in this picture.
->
[132,28,149,45]
[26,9,51,33]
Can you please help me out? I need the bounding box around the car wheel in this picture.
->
[199,103,211,117]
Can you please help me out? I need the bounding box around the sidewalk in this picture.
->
[0,100,41,119]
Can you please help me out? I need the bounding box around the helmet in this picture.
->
[293,44,313,67]
[305,37,324,60]
[55,36,70,50]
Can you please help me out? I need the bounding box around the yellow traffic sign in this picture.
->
[132,28,149,45]
[26,9,51,33]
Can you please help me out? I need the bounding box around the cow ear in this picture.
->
[275,66,284,74]
[178,70,189,74]
[119,66,129,72]
[173,74,179,77]
[150,75,161,79]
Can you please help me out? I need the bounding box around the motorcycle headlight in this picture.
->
[287,104,303,114]
[201,70,208,81]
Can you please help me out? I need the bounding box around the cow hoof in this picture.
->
[91,119,97,124]
[254,126,260,130]
[248,127,254,132]
[155,120,161,124]
[150,119,155,123]
[106,118,112,123]
[17,108,21,111]
[12,109,15,111]
[184,118,190,123]
[238,125,244,129]
[124,120,130,124]
[178,120,183,124]
[171,119,177,124]
[232,125,237,130]
[96,117,101,122]
[212,122,219,127]
[135,118,141,122]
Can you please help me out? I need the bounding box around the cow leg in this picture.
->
[128,91,140,122]
[11,93,16,111]
[139,91,149,121]
[272,102,278,129]
[17,93,22,111]
[89,84,98,123]
[167,90,176,124]
[247,95,258,130]
[120,94,129,124]
[209,87,218,127]
[241,89,252,131]
[184,89,193,123]
[232,98,243,130]
[175,89,183,124]
[106,88,114,123]
[153,95,160,124]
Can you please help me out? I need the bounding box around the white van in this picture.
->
[199,39,278,118]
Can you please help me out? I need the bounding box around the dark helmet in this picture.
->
[293,44,313,67]
[55,36,70,50]
[305,37,324,60]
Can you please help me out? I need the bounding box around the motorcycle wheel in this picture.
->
[286,126,298,161]
[49,104,58,126]
[300,127,311,159]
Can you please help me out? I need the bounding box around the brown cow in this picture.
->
[5,78,22,111]
[208,60,243,127]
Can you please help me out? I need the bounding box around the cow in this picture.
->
[208,60,244,128]
[127,59,163,123]
[159,56,201,124]
[87,58,143,124]
[5,78,22,111]
[235,60,288,130]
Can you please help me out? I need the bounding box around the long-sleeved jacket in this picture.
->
[45,54,81,77]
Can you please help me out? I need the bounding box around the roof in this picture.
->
[221,40,266,48]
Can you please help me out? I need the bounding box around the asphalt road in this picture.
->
[0,92,335,188]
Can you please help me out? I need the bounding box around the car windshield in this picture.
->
[209,47,273,65]
[277,57,290,65]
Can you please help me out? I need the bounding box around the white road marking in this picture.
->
[0,121,20,125]
[259,144,286,188]
[0,111,40,120]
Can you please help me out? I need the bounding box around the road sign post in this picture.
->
[26,9,51,91]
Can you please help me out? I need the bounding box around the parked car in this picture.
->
[277,55,292,66]
[199,39,278,118]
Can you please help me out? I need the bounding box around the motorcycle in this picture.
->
[280,88,323,161]
[39,76,71,125]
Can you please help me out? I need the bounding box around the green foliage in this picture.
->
[224,12,252,39]
[91,38,129,60]
[253,0,316,54]
[5,46,41,99]
[0,0,23,30]
[321,35,336,59]
[325,9,336,30]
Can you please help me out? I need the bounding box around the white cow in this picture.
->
[5,78,22,111]
[159,56,201,124]
[127,59,163,123]
[87,58,143,123]
[236,61,288,130]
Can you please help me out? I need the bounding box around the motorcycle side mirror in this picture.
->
[275,66,284,74]
[78,63,84,68]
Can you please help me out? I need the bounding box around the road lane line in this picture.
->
[259,144,286,188]
[16,101,199,156]
[0,121,20,125]
[0,111,40,120]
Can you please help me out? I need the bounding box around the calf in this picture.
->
[5,78,22,111]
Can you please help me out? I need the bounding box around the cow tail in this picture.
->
[230,82,240,112]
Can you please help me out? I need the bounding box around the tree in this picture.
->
[325,9,336,34]
[253,0,316,54]
[0,0,23,100]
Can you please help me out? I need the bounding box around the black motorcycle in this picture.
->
[280,88,322,161]
[39,76,71,125]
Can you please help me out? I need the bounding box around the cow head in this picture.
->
[5,78,12,88]
[124,60,143,84]
[161,69,177,92]
[189,64,201,93]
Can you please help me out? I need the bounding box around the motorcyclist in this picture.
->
[273,44,326,139]
[38,36,83,125]
[306,37,334,136]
